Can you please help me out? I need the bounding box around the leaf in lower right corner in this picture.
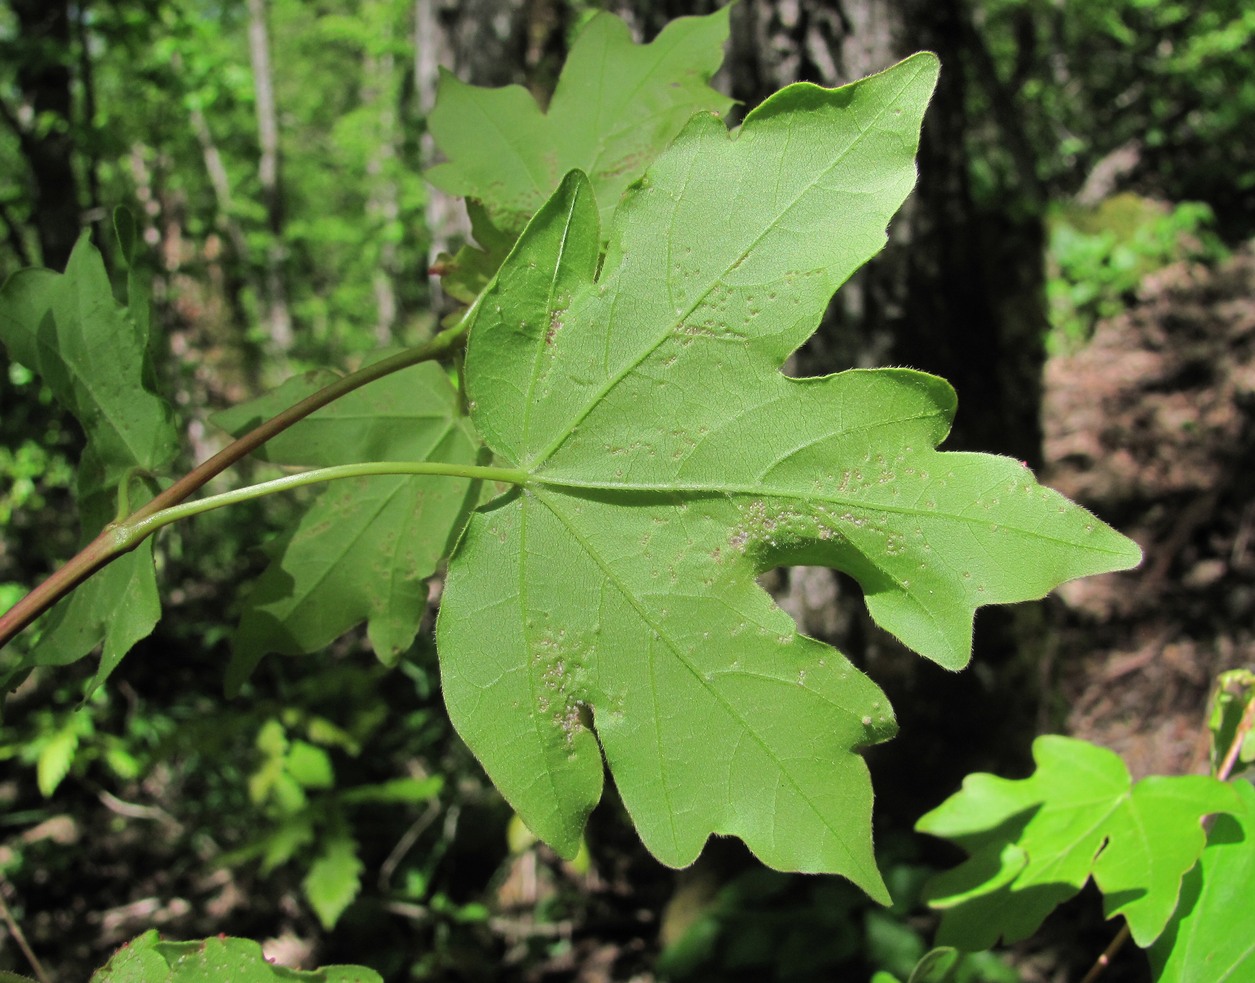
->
[1149,780,1255,983]
[917,736,1238,949]
[1207,669,1255,779]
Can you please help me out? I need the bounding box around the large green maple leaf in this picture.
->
[436,55,1141,899]
[917,736,1239,948]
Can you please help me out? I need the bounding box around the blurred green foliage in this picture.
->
[974,0,1255,231]
[656,849,1018,982]
[1046,194,1227,352]
[1,0,431,362]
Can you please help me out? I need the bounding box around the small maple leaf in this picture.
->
[918,736,1239,947]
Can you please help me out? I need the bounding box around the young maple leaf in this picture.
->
[917,736,1239,948]
[1149,780,1255,981]
[425,7,734,305]
[436,54,1140,899]
[214,360,480,684]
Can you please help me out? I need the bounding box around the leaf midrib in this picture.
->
[526,476,1137,558]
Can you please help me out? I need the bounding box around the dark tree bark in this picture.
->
[5,0,82,271]
[891,2,1047,468]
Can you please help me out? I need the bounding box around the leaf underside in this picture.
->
[426,7,734,236]
[437,54,1141,898]
[917,735,1238,948]
[426,8,734,307]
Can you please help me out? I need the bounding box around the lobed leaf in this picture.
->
[438,54,1139,896]
[212,355,470,467]
[917,736,1239,948]
[426,7,734,235]
[35,718,81,797]
[303,833,364,930]
[0,235,179,691]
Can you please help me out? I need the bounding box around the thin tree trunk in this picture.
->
[247,0,293,351]
[161,46,265,388]
[415,0,464,306]
[363,18,400,344]
[73,0,103,230]
[7,0,81,271]
[187,100,252,272]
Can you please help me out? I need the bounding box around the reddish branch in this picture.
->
[0,326,467,651]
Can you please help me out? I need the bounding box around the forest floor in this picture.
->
[1044,246,1255,779]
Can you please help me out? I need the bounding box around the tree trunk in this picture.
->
[891,2,1047,467]
[73,0,103,231]
[362,13,401,344]
[4,0,82,271]
[246,0,294,352]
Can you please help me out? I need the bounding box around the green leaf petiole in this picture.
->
[114,461,527,550]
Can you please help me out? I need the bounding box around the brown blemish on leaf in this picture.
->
[546,310,564,346]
